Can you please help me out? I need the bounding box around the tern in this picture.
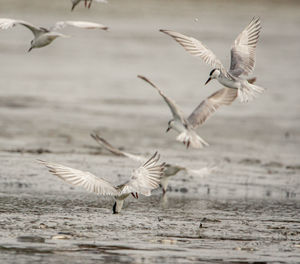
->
[38,152,165,214]
[160,17,264,102]
[91,133,214,194]
[71,0,107,11]
[0,18,108,52]
[138,75,256,148]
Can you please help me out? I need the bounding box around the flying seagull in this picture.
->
[90,133,215,194]
[160,17,264,102]
[138,75,256,148]
[0,18,108,52]
[71,0,107,11]
[38,152,165,214]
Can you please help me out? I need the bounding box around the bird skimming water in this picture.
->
[38,152,165,214]
[160,17,264,102]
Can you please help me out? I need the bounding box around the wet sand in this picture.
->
[0,0,300,263]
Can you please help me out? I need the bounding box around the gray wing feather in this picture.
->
[187,88,238,128]
[90,133,146,162]
[38,160,119,196]
[121,152,165,196]
[229,17,261,77]
[138,75,187,124]
[52,21,108,31]
[0,18,44,37]
[160,29,228,76]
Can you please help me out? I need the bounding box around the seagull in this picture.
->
[160,17,264,102]
[90,133,215,194]
[38,152,165,214]
[0,18,108,52]
[71,0,107,11]
[138,75,257,148]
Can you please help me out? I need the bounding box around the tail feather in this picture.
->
[238,83,265,103]
[176,130,208,149]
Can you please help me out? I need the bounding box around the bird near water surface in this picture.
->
[38,152,165,214]
[91,133,215,194]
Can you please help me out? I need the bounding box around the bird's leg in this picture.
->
[135,193,138,199]
[84,0,87,7]
[187,140,190,149]
[88,0,92,8]
[131,193,137,199]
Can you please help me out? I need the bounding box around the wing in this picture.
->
[52,21,108,31]
[229,17,261,77]
[38,160,119,196]
[187,77,257,128]
[121,152,165,196]
[90,133,146,163]
[187,88,237,128]
[138,75,187,124]
[0,18,44,37]
[160,29,227,75]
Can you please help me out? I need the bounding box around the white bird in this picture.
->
[138,75,257,148]
[0,18,108,52]
[90,133,215,194]
[38,152,165,214]
[160,17,264,102]
[71,0,107,11]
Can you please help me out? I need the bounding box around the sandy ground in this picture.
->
[0,0,300,263]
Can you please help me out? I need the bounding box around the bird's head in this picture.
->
[205,68,220,85]
[166,119,175,132]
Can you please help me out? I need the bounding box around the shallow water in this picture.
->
[0,0,300,263]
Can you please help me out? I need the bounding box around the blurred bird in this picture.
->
[138,75,256,148]
[160,17,264,102]
[0,18,108,51]
[38,152,165,214]
[91,133,215,194]
[71,0,107,11]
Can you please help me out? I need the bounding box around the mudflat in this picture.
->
[0,0,299,263]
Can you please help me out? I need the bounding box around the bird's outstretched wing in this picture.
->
[187,88,237,128]
[187,77,256,128]
[138,75,187,125]
[38,160,119,196]
[52,21,108,31]
[121,152,165,196]
[229,17,261,77]
[160,29,227,76]
[0,18,46,37]
[91,133,146,162]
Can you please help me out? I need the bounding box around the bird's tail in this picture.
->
[176,130,208,149]
[238,82,265,103]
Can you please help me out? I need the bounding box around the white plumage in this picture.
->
[160,17,264,102]
[0,18,108,51]
[38,152,165,213]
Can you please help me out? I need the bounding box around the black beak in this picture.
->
[166,127,170,133]
[28,47,33,52]
[205,77,211,85]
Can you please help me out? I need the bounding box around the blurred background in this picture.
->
[0,0,299,263]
